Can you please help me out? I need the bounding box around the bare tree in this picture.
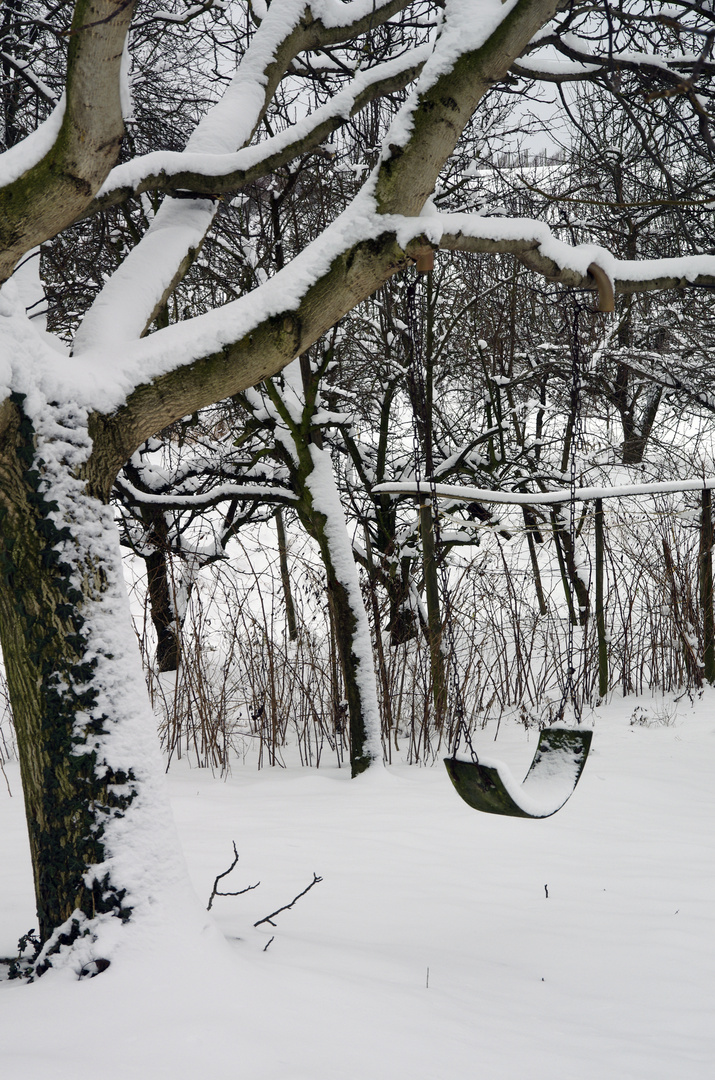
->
[1,0,714,973]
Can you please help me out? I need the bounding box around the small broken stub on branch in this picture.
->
[415,249,435,274]
[587,262,615,313]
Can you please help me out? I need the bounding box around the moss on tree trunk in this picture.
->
[0,398,134,951]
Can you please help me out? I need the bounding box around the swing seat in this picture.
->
[444,726,592,819]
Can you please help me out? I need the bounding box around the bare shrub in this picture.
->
[129,492,706,770]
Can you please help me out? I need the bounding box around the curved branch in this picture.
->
[86,203,715,492]
[0,0,136,283]
[374,0,561,215]
[85,47,429,216]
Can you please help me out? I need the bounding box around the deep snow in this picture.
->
[1,694,713,1079]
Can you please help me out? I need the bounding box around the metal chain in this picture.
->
[405,272,477,762]
[557,301,584,724]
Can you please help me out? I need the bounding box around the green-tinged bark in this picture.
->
[0,0,137,282]
[375,0,560,215]
[0,397,134,950]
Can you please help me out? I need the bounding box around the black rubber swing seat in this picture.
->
[444,726,593,819]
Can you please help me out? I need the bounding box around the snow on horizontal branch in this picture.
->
[92,45,431,209]
[62,202,715,416]
[372,476,715,507]
[75,1,422,352]
[115,478,297,509]
[0,97,65,187]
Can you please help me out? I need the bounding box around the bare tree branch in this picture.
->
[254,873,323,927]
[206,842,260,911]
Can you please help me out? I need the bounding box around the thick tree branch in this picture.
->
[86,204,715,493]
[374,0,560,215]
[73,0,415,352]
[0,0,136,283]
[84,48,429,216]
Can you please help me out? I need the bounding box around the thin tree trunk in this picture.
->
[700,488,715,684]
[594,498,609,698]
[301,447,382,776]
[363,524,394,754]
[275,507,298,641]
[523,508,548,616]
[419,502,446,729]
[143,505,182,672]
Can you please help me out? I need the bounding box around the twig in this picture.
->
[263,936,275,952]
[207,842,260,911]
[254,873,323,927]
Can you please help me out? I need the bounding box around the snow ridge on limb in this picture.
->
[69,206,715,424]
[418,213,715,294]
[74,0,414,353]
[373,0,560,215]
[115,477,298,509]
[89,45,432,213]
[0,0,137,284]
[372,476,715,507]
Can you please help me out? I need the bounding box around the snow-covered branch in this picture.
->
[82,199,715,476]
[73,0,416,352]
[373,476,715,506]
[0,0,137,283]
[115,476,297,510]
[88,45,430,215]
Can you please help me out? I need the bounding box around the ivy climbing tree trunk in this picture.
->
[0,394,190,964]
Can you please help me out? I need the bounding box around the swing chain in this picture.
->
[558,301,585,725]
[405,272,476,762]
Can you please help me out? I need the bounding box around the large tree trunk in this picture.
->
[0,396,189,968]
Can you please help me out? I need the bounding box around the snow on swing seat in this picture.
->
[444,726,593,819]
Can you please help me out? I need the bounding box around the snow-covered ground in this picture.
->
[1,693,713,1079]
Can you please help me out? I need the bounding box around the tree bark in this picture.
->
[143,507,182,673]
[275,508,298,642]
[298,449,381,777]
[0,397,180,957]
[419,502,446,729]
